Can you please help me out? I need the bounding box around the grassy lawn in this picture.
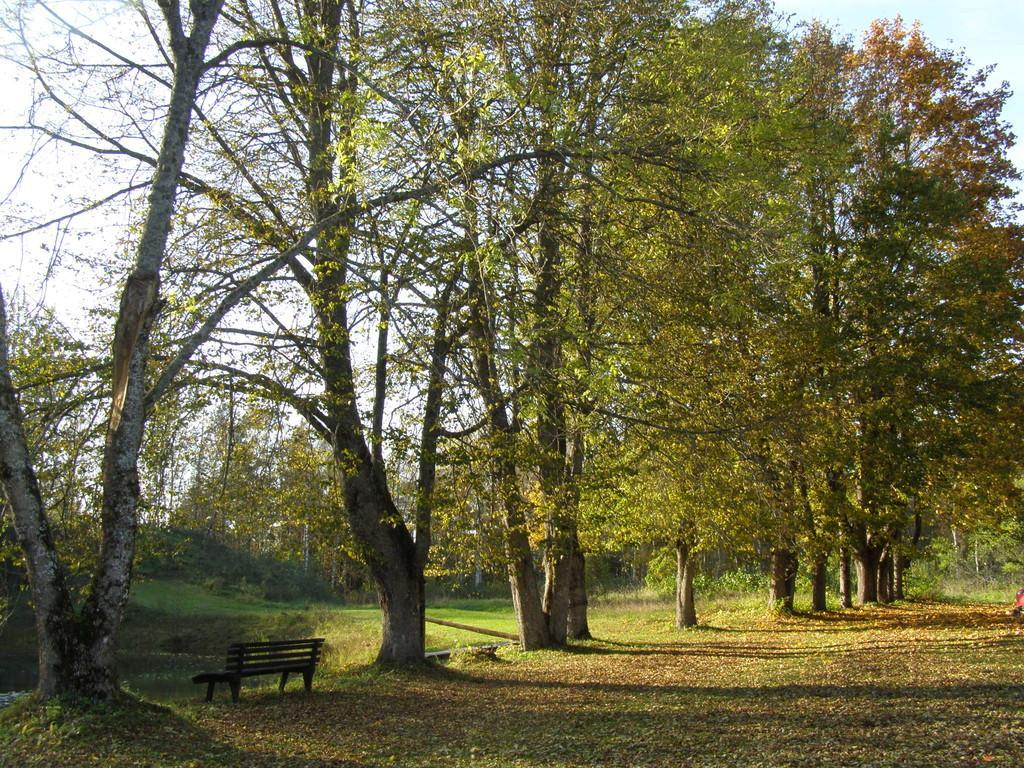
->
[0,580,529,698]
[2,595,1022,767]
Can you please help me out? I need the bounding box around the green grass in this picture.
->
[131,578,328,615]
[929,576,1024,605]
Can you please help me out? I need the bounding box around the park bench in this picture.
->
[192,637,325,703]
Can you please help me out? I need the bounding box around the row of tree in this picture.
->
[1,0,1021,699]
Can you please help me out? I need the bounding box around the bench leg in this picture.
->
[279,671,289,692]
[205,681,215,702]
[303,669,313,692]
[229,678,241,703]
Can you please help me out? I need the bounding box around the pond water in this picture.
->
[0,651,283,701]
[0,655,36,692]
[0,691,27,708]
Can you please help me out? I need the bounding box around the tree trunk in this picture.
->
[567,124,595,644]
[854,544,881,605]
[535,154,571,647]
[408,277,457,660]
[340,451,426,664]
[374,558,425,664]
[893,555,906,601]
[0,308,78,696]
[298,4,440,664]
[542,525,572,646]
[811,553,828,611]
[786,554,799,603]
[468,245,550,650]
[839,547,853,608]
[84,317,156,697]
[884,558,893,602]
[369,535,425,666]
[675,540,698,628]
[770,547,796,612]
[501,459,550,649]
[0,0,223,699]
[320,313,428,665]
[508,545,550,648]
[878,548,896,604]
[471,356,549,650]
[876,550,890,603]
[567,531,590,639]
[314,236,427,665]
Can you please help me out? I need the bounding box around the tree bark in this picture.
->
[566,108,596,644]
[567,532,590,639]
[535,152,572,647]
[853,543,882,604]
[468,269,550,650]
[497,452,551,650]
[289,0,437,665]
[319,297,430,666]
[477,395,547,649]
[411,278,457,656]
[314,252,429,665]
[675,540,698,628]
[0,0,223,699]
[463,194,553,650]
[770,547,797,612]
[541,521,572,645]
[838,547,853,608]
[877,548,894,604]
[0,292,79,697]
[371,536,424,664]
[564,425,589,640]
[786,554,799,604]
[893,555,905,601]
[811,553,828,611]
[333,425,425,664]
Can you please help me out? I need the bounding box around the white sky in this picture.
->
[1,0,1022,323]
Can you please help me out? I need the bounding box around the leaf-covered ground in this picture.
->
[2,600,1022,767]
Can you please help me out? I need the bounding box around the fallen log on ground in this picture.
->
[424,617,519,641]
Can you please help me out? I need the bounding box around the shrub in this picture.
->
[644,549,676,597]
[645,547,769,599]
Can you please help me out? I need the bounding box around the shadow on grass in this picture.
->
[192,671,1024,767]
[0,693,373,768]
[5,647,1022,767]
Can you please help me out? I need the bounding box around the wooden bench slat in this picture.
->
[227,649,321,658]
[228,638,324,651]
[226,649,320,658]
[226,649,322,663]
[224,660,320,673]
[234,664,313,677]
[229,637,324,645]
[226,660,318,674]
[195,637,324,703]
